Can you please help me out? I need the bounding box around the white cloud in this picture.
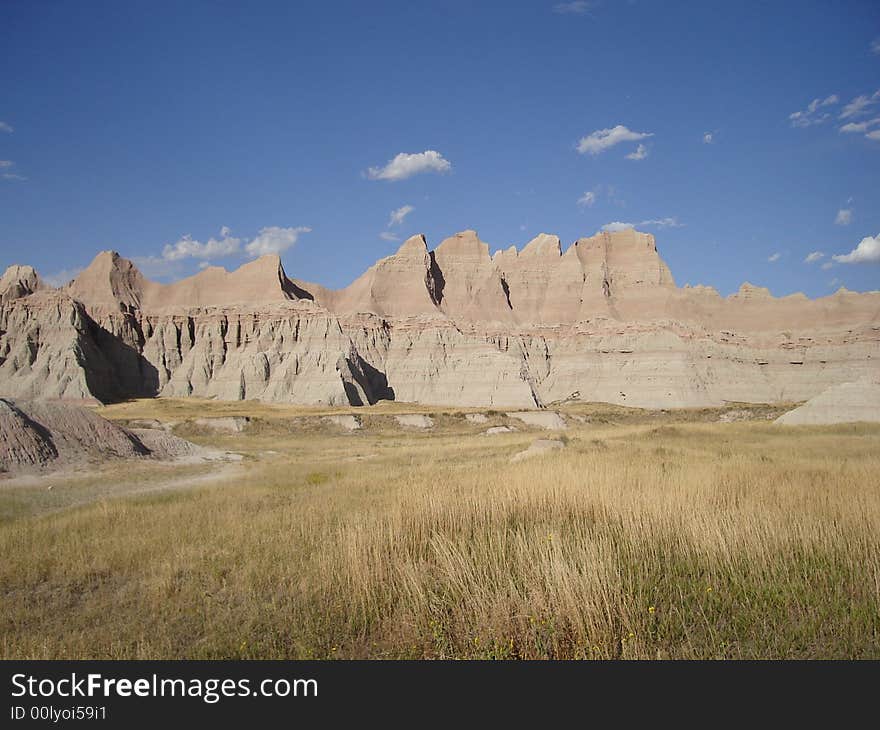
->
[0,159,25,181]
[43,267,84,288]
[789,95,838,127]
[577,190,597,207]
[553,1,595,14]
[767,252,781,263]
[642,217,682,228]
[601,221,633,232]
[839,90,880,120]
[703,132,714,144]
[625,143,648,160]
[244,226,311,257]
[821,261,834,270]
[601,217,682,232]
[872,38,880,55]
[131,226,312,279]
[577,184,620,208]
[867,129,880,141]
[839,117,880,134]
[832,234,880,264]
[577,125,653,155]
[388,205,414,227]
[804,251,824,263]
[366,150,451,181]
[0,121,12,133]
[835,208,852,226]
[379,231,399,242]
[162,227,242,261]
[829,277,841,288]
[129,256,183,280]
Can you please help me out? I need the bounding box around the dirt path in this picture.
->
[0,459,247,520]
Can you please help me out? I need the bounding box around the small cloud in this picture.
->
[839,117,880,134]
[601,217,682,232]
[789,94,838,127]
[519,224,527,231]
[839,90,880,120]
[872,38,880,55]
[553,1,595,14]
[702,132,714,144]
[835,208,853,226]
[578,184,619,209]
[135,225,309,274]
[577,190,597,208]
[366,150,451,181]
[43,267,84,288]
[0,159,25,181]
[867,129,880,141]
[767,252,782,263]
[577,125,653,155]
[625,143,648,160]
[640,217,682,228]
[162,227,242,261]
[821,261,834,270]
[129,255,183,280]
[379,231,399,242]
[244,226,311,257]
[388,204,414,227]
[602,221,633,232]
[804,251,825,264]
[829,277,841,288]
[832,233,880,264]
[0,121,12,133]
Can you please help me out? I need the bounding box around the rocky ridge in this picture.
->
[1,229,878,409]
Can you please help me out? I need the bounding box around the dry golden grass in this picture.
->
[1,400,878,659]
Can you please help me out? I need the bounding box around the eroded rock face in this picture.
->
[325,415,362,431]
[1,229,878,409]
[775,377,880,425]
[0,265,44,305]
[394,414,434,429]
[0,398,213,474]
[0,399,58,468]
[0,291,126,402]
[485,426,515,435]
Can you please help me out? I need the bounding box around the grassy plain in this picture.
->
[1,399,878,659]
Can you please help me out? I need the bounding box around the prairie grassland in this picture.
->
[1,401,878,659]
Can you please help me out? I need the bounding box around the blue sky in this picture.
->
[1,0,878,297]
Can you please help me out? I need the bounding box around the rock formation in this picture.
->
[1,229,878,409]
[0,398,205,473]
[775,376,880,425]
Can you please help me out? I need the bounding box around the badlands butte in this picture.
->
[0,228,878,409]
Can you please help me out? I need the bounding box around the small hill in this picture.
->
[0,398,202,474]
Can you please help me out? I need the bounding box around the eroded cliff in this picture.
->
[1,229,877,408]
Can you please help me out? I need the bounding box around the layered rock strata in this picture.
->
[1,229,877,408]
